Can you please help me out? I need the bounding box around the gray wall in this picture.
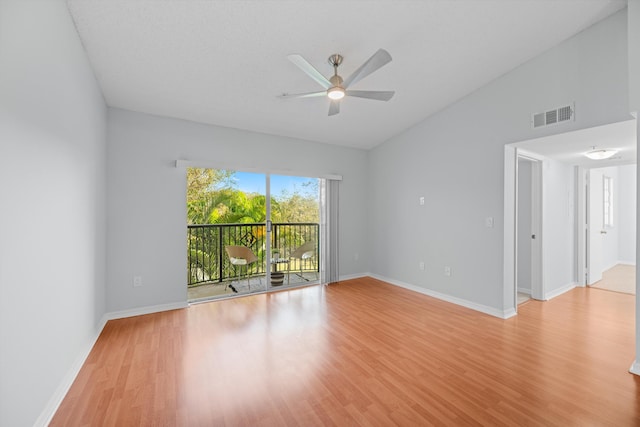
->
[630,0,640,113]
[0,1,107,425]
[107,109,369,312]
[368,9,631,311]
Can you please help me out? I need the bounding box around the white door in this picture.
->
[516,152,543,301]
[516,159,533,295]
[588,169,604,285]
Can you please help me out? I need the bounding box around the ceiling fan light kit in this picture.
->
[327,86,345,100]
[583,148,619,160]
[280,49,395,116]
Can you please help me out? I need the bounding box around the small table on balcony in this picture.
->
[270,257,290,286]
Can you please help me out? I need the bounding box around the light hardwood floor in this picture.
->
[51,277,640,426]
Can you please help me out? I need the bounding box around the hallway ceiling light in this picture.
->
[583,148,618,160]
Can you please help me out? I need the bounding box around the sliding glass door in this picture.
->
[186,168,320,302]
[269,174,320,289]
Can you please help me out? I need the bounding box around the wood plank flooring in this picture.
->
[51,277,640,426]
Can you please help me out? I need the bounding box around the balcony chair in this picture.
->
[288,241,317,281]
[225,245,259,291]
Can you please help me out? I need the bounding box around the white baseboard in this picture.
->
[338,272,369,281]
[503,307,517,319]
[36,300,189,426]
[369,273,513,319]
[106,301,189,321]
[630,360,640,376]
[517,288,532,295]
[617,260,636,266]
[544,282,577,301]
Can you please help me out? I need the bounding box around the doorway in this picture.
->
[585,165,637,294]
[503,118,637,317]
[587,168,606,285]
[186,168,321,302]
[516,153,543,306]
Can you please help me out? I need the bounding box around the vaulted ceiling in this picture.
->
[67,0,627,149]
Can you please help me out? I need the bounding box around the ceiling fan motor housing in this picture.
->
[328,54,343,67]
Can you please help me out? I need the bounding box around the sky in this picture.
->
[232,171,318,199]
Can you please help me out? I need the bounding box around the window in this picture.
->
[603,175,613,228]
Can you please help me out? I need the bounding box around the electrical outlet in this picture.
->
[419,196,425,206]
[133,276,143,287]
[485,217,494,228]
[444,266,451,277]
[419,261,425,271]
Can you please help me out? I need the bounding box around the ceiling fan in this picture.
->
[280,48,395,116]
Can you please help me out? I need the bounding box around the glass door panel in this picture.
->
[269,174,320,288]
[186,168,267,301]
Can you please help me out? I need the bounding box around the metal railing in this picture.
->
[187,222,319,286]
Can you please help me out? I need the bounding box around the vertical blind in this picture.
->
[320,178,340,284]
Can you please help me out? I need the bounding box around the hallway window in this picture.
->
[603,175,614,228]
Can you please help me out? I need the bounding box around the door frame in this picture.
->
[576,167,588,286]
[503,146,544,316]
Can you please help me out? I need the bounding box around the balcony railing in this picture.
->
[187,222,319,287]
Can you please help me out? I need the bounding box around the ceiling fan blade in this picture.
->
[328,100,340,116]
[279,91,326,99]
[343,49,392,89]
[346,90,395,101]
[287,54,331,89]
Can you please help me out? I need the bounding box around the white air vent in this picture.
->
[532,104,574,128]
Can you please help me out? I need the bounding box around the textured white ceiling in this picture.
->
[514,119,637,168]
[66,0,626,149]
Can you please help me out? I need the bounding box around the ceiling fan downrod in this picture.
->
[326,54,345,100]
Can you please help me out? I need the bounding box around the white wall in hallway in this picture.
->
[542,159,576,294]
[618,164,637,264]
